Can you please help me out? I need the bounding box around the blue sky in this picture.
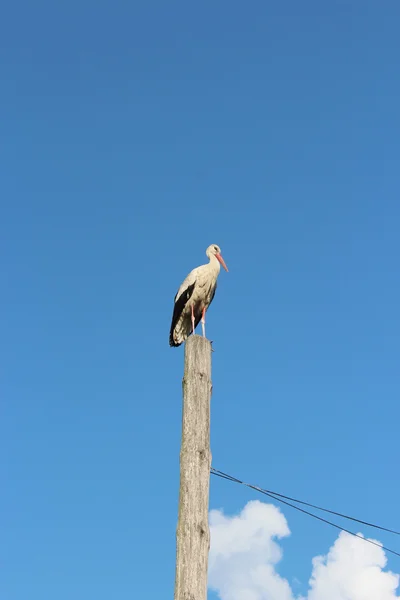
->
[2,1,400,598]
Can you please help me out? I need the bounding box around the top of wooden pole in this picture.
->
[184,334,212,376]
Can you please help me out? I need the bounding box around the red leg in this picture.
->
[191,304,195,334]
[201,307,206,337]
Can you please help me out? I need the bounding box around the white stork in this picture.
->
[169,244,229,347]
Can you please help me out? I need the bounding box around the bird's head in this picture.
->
[206,244,229,272]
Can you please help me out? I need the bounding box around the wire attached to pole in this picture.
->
[211,467,400,559]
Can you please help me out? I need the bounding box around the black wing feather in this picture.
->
[169,281,196,347]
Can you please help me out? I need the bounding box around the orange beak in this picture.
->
[216,253,229,272]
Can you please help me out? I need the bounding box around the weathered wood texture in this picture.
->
[174,335,212,600]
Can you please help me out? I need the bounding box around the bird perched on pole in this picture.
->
[169,244,229,347]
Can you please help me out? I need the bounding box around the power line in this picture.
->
[211,467,400,559]
[211,468,400,536]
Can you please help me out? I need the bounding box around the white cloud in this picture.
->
[209,500,295,600]
[307,531,400,600]
[208,501,400,600]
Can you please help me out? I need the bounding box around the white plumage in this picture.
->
[169,244,228,347]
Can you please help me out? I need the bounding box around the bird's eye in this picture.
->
[214,246,218,252]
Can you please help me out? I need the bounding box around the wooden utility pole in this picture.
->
[174,334,212,600]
